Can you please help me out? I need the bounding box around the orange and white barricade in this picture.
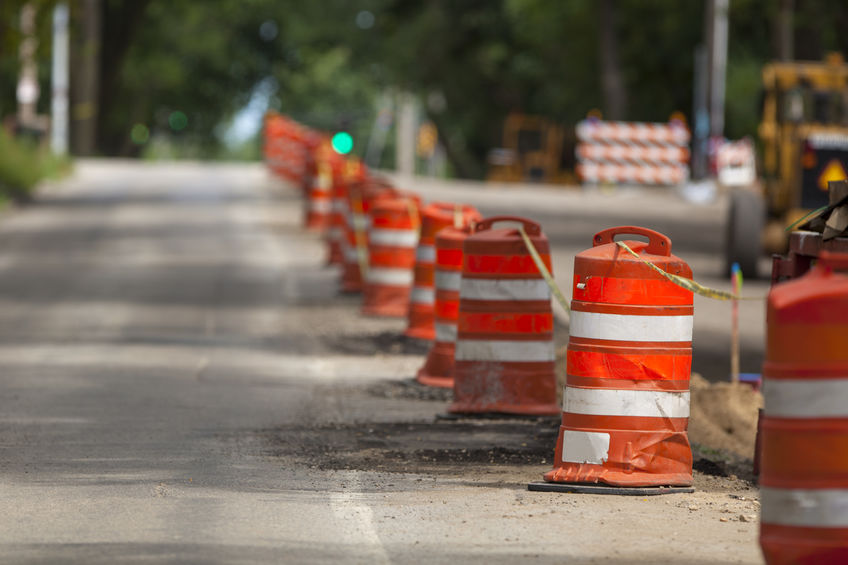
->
[543,226,694,487]
[405,202,481,340]
[325,159,366,265]
[576,119,690,186]
[449,216,559,415]
[361,193,421,316]
[760,251,848,564]
[416,225,471,388]
[339,180,396,293]
[304,140,336,231]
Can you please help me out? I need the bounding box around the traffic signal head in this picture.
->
[331,131,353,155]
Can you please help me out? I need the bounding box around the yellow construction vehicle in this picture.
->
[486,113,575,184]
[726,52,848,276]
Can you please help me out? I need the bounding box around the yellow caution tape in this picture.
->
[518,226,571,316]
[453,204,463,229]
[616,241,763,301]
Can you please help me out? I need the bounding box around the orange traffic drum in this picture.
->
[405,202,481,340]
[544,226,694,487]
[449,216,559,415]
[416,225,471,388]
[760,251,848,564]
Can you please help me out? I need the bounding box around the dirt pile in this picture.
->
[689,373,762,460]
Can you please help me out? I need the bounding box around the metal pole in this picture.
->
[395,92,417,176]
[51,3,70,155]
[709,0,729,139]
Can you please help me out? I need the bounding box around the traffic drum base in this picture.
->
[527,482,694,496]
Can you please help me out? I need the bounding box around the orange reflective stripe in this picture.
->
[464,254,551,276]
[566,349,691,381]
[458,312,553,335]
[572,274,693,305]
[436,248,463,268]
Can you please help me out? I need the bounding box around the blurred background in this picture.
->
[0,0,847,182]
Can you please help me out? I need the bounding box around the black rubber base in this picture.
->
[527,482,694,496]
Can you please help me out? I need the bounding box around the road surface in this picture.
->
[0,160,762,563]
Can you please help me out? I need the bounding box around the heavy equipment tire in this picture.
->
[724,188,765,278]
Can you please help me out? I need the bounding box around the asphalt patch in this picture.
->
[324,331,431,356]
[366,379,453,402]
[260,417,559,474]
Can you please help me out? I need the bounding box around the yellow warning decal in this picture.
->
[818,159,848,191]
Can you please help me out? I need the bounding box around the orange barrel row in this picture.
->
[361,193,421,317]
[405,203,481,340]
[449,217,559,415]
[417,225,471,388]
[760,251,848,564]
[304,140,339,231]
[340,180,397,293]
[545,227,694,487]
[326,159,367,266]
[263,112,314,188]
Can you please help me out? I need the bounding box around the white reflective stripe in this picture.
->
[569,311,693,342]
[563,386,690,418]
[369,228,419,248]
[455,340,554,362]
[309,199,332,213]
[460,278,550,301]
[761,487,848,527]
[435,323,457,343]
[332,199,347,213]
[367,267,414,286]
[410,286,435,304]
[416,245,436,263]
[352,214,369,231]
[327,226,343,240]
[435,270,461,292]
[763,378,848,418]
[562,430,610,465]
[343,245,360,262]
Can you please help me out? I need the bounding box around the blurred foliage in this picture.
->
[0,128,71,202]
[1,0,848,176]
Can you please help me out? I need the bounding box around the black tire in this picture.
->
[724,188,765,278]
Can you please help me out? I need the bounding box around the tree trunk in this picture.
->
[598,0,627,120]
[70,0,101,156]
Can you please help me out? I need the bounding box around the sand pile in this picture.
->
[688,373,762,459]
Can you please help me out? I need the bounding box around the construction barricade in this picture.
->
[449,216,559,415]
[361,193,422,316]
[339,180,396,293]
[405,202,481,340]
[543,226,694,488]
[759,251,848,564]
[416,225,471,388]
[576,119,690,186]
[326,158,368,266]
[303,139,338,231]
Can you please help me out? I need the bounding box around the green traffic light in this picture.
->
[331,131,353,154]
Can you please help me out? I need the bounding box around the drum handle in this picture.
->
[474,216,541,235]
[593,226,672,256]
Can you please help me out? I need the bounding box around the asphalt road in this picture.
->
[0,160,762,564]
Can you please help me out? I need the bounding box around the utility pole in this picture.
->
[776,0,794,61]
[395,92,417,177]
[51,3,70,155]
[707,0,729,141]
